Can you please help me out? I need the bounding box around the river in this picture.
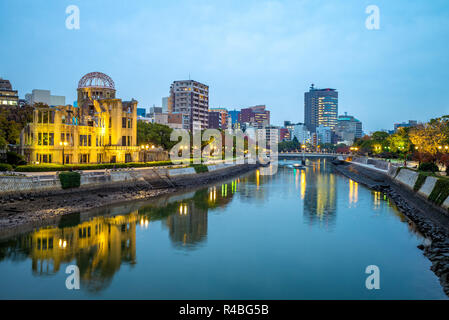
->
[0,158,446,299]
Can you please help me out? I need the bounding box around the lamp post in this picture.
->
[59,141,68,165]
[301,144,306,165]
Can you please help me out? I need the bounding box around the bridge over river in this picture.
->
[278,152,347,158]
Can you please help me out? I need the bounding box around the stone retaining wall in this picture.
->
[0,163,248,196]
[356,159,449,212]
[390,168,444,205]
[348,157,449,212]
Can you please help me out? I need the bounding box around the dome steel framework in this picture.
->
[78,72,115,90]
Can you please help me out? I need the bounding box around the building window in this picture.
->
[79,154,89,163]
[122,136,127,146]
[43,133,48,145]
[122,117,126,128]
[127,136,131,146]
[109,117,112,128]
[127,119,132,128]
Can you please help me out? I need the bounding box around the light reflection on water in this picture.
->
[0,158,446,299]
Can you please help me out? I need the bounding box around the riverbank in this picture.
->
[0,163,259,239]
[333,161,449,296]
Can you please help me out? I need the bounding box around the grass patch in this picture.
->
[413,173,427,192]
[0,163,13,172]
[190,164,209,173]
[428,179,449,206]
[58,171,81,189]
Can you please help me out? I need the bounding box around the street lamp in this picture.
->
[59,141,68,165]
[301,144,306,164]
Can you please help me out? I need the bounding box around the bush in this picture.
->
[418,162,439,173]
[190,164,209,173]
[0,163,13,171]
[6,151,27,166]
[15,161,175,172]
[59,172,81,189]
[428,179,449,206]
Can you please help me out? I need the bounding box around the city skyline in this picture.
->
[1,0,448,132]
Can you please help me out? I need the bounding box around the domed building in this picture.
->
[21,72,139,164]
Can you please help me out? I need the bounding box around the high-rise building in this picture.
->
[169,80,209,131]
[209,108,228,129]
[228,110,240,128]
[279,128,291,141]
[292,123,310,144]
[25,89,65,106]
[147,106,162,117]
[0,78,19,107]
[238,105,270,129]
[394,120,417,132]
[162,97,169,113]
[257,126,279,150]
[304,84,338,132]
[208,111,221,129]
[316,125,332,145]
[335,112,363,143]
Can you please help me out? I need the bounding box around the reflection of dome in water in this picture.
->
[77,72,115,90]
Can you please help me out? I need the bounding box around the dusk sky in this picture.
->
[1,0,448,132]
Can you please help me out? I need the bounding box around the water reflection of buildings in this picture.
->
[302,159,337,229]
[0,178,241,292]
[5,212,139,293]
[166,202,208,246]
[236,169,273,201]
[349,179,358,206]
[164,180,238,248]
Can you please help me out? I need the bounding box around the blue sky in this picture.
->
[1,0,448,132]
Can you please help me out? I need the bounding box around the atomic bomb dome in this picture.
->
[78,72,115,90]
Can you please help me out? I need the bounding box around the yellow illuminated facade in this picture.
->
[20,72,139,164]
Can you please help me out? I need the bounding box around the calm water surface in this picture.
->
[0,159,446,299]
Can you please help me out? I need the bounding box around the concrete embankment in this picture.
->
[0,162,259,238]
[333,159,449,296]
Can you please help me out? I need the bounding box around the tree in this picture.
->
[409,121,446,163]
[278,137,301,152]
[136,121,178,150]
[0,105,34,147]
[387,127,410,153]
